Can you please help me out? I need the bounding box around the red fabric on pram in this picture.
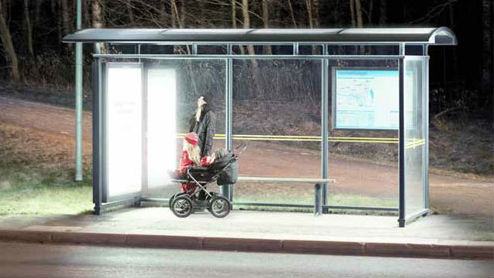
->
[177,150,216,194]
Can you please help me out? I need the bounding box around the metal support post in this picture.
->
[314,183,322,215]
[75,0,83,181]
[321,45,329,213]
[92,59,102,215]
[398,45,406,227]
[424,45,430,209]
[222,53,234,201]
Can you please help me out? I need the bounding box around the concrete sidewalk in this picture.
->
[0,208,492,259]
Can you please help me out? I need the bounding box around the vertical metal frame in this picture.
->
[222,44,233,200]
[423,46,430,209]
[141,63,149,196]
[321,44,329,212]
[92,58,103,214]
[398,44,406,227]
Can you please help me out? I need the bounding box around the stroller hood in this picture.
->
[212,149,238,185]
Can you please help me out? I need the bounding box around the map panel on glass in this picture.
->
[333,69,399,130]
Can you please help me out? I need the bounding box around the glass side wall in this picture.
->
[141,59,226,198]
[327,59,399,210]
[404,57,427,217]
[232,59,321,208]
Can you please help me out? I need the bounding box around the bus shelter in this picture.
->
[64,28,456,227]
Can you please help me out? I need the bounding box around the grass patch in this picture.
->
[0,122,93,216]
[0,165,93,216]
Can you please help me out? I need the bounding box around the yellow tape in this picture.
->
[177,133,400,144]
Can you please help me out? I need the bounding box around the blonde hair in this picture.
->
[183,140,201,165]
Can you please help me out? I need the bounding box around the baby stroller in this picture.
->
[169,146,244,218]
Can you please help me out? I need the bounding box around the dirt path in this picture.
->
[1,96,492,217]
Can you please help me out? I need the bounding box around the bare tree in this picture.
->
[305,0,313,28]
[287,0,297,28]
[61,0,70,34]
[0,0,19,81]
[242,0,256,56]
[126,0,135,25]
[262,0,272,54]
[231,0,237,27]
[355,0,363,27]
[92,0,104,28]
[313,0,320,28]
[379,0,387,25]
[92,0,106,53]
[171,0,178,27]
[349,0,356,27]
[24,0,33,55]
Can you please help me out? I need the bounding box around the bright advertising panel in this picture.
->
[333,69,399,130]
[105,64,143,199]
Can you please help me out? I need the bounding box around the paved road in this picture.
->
[0,242,492,278]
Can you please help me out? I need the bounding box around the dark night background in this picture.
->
[0,0,491,119]
[0,0,492,177]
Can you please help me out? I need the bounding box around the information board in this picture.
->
[333,69,399,130]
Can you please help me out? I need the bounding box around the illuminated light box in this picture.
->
[146,68,177,189]
[105,64,143,199]
[333,69,399,130]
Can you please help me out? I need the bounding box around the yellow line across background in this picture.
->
[177,133,404,144]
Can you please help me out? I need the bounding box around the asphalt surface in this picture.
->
[0,242,492,278]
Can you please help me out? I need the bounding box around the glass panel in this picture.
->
[328,59,399,210]
[232,59,321,208]
[146,68,177,190]
[404,57,427,217]
[143,59,226,198]
[105,63,143,200]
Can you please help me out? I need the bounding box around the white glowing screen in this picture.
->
[146,68,177,188]
[106,65,142,198]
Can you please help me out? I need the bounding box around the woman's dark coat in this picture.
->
[189,108,216,157]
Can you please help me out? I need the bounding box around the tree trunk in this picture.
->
[61,0,70,34]
[171,0,177,27]
[180,0,186,27]
[482,0,493,112]
[379,0,387,25]
[92,0,106,53]
[349,0,356,27]
[242,0,260,98]
[0,0,20,81]
[231,0,237,27]
[231,0,245,54]
[24,0,33,55]
[242,0,255,56]
[126,0,135,25]
[313,0,320,28]
[367,0,373,24]
[355,0,363,27]
[305,0,313,28]
[262,0,272,54]
[287,0,297,28]
[92,0,103,28]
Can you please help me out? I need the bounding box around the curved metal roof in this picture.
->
[63,27,457,45]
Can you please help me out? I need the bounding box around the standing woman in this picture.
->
[189,96,216,158]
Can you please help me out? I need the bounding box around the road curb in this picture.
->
[0,229,492,260]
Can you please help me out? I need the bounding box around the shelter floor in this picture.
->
[0,208,492,245]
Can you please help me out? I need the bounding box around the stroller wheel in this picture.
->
[171,195,193,218]
[169,192,185,209]
[208,196,231,218]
